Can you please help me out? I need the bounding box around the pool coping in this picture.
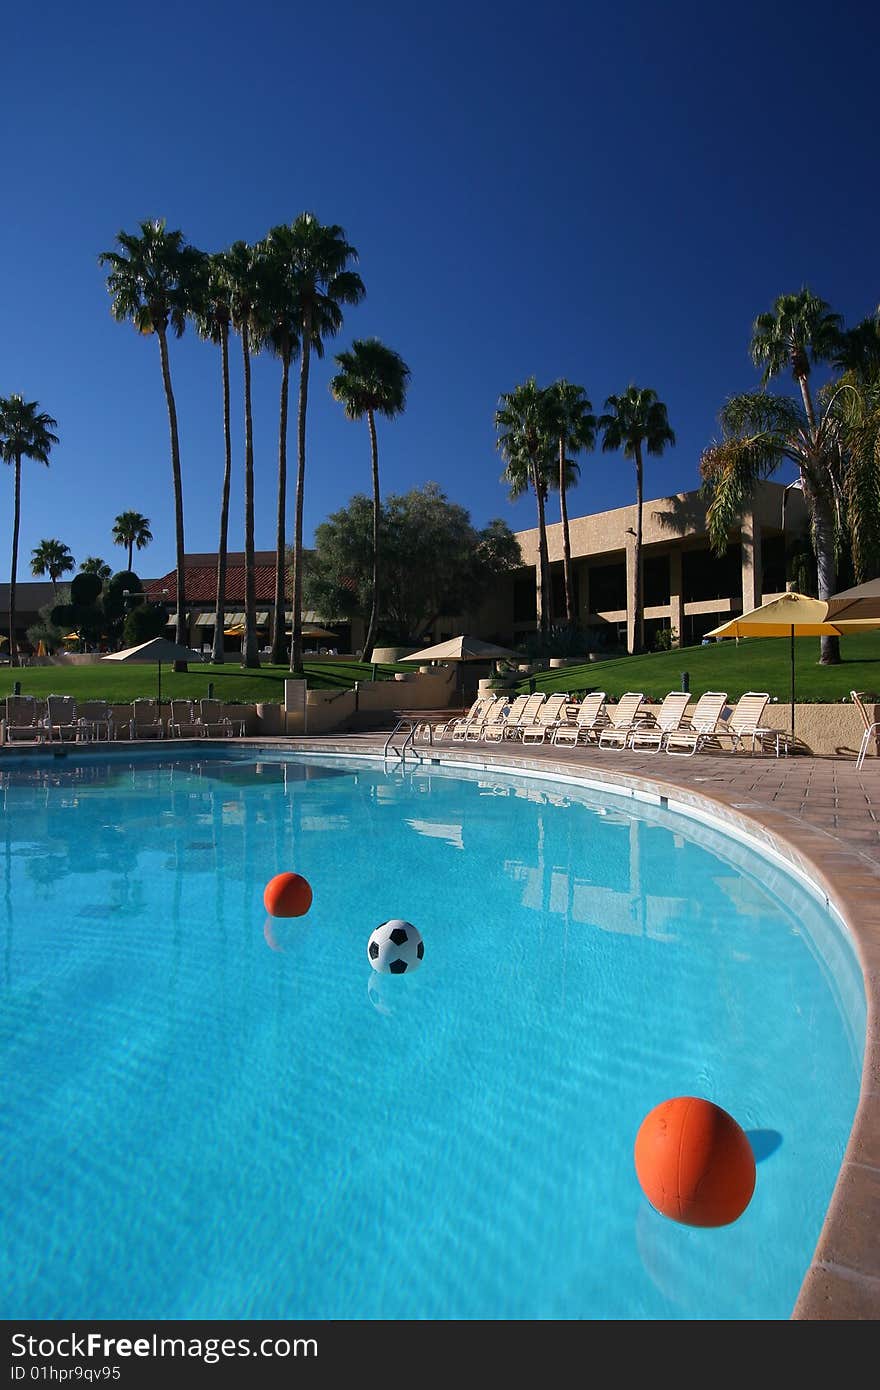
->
[3,732,879,1319]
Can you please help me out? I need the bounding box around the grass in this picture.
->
[506,630,880,703]
[0,659,412,704]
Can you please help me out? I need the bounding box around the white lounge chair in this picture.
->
[198,699,233,737]
[521,693,571,744]
[551,691,608,746]
[597,692,646,749]
[852,690,880,770]
[713,692,772,754]
[475,695,520,741]
[45,695,79,743]
[451,696,492,741]
[665,691,729,756]
[492,692,546,741]
[76,700,114,742]
[3,695,46,744]
[129,699,164,740]
[628,691,693,752]
[169,699,202,738]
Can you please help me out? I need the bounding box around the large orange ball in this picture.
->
[263,872,313,918]
[634,1096,756,1227]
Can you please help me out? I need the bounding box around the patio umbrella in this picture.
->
[704,591,870,736]
[102,635,206,704]
[402,635,519,663]
[302,625,339,641]
[825,577,880,624]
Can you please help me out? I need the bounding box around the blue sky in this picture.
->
[1,0,878,580]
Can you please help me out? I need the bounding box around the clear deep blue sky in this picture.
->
[2,0,878,580]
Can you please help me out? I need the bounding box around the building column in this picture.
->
[741,507,762,611]
[669,549,683,648]
[625,538,637,654]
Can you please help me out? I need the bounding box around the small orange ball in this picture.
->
[263,872,313,918]
[634,1096,756,1228]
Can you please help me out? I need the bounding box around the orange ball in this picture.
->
[634,1096,756,1228]
[263,872,313,918]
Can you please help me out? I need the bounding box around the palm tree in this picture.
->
[79,557,112,580]
[99,220,202,652]
[702,289,844,664]
[31,539,75,593]
[545,380,596,626]
[276,213,365,673]
[191,253,234,664]
[330,338,411,661]
[259,230,302,664]
[112,510,153,571]
[495,379,556,635]
[223,240,264,668]
[598,386,675,654]
[0,395,59,660]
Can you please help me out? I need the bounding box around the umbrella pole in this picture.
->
[790,627,795,735]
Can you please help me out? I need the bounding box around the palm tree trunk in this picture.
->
[212,325,232,664]
[156,326,187,664]
[290,315,311,674]
[8,456,21,662]
[810,483,841,665]
[533,465,551,635]
[242,321,260,669]
[271,349,291,665]
[362,409,381,662]
[632,447,644,654]
[127,540,134,571]
[559,435,574,625]
[798,373,817,432]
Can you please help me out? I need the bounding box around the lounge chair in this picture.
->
[45,695,79,743]
[451,696,491,741]
[628,691,693,753]
[852,690,880,770]
[596,692,647,749]
[521,693,571,744]
[551,691,608,746]
[129,699,164,740]
[490,692,546,741]
[474,695,519,741]
[76,700,114,742]
[3,695,46,744]
[713,692,772,754]
[169,699,202,738]
[198,699,233,737]
[664,690,729,756]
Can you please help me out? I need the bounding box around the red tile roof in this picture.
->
[145,556,281,604]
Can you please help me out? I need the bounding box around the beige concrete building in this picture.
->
[461,479,809,653]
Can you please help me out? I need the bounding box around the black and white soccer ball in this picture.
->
[367,919,424,974]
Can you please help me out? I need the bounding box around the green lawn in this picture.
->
[509,631,880,703]
[0,659,411,705]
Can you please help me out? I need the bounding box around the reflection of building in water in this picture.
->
[404,818,464,850]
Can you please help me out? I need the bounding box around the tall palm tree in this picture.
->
[112,510,153,571]
[259,230,302,664]
[276,213,365,673]
[223,240,264,668]
[545,380,596,626]
[330,338,411,661]
[79,557,112,580]
[703,289,844,663]
[0,395,59,660]
[191,253,234,664]
[495,378,556,635]
[31,539,75,593]
[598,386,675,654]
[100,220,201,652]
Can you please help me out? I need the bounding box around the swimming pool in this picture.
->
[0,748,865,1320]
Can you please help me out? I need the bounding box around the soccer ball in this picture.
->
[367,919,424,974]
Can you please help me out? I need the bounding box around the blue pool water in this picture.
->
[0,748,865,1320]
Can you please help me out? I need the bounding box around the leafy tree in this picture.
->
[100,219,202,652]
[495,378,556,635]
[80,556,112,580]
[598,385,675,653]
[544,380,596,625]
[191,253,234,664]
[0,395,59,660]
[123,602,168,647]
[102,571,145,647]
[50,572,104,648]
[26,599,67,654]
[273,213,365,672]
[700,289,847,664]
[304,483,521,644]
[112,511,153,571]
[31,538,75,593]
[330,338,411,661]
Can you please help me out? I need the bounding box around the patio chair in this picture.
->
[713,692,772,754]
[852,690,880,770]
[490,692,546,741]
[521,693,571,744]
[3,695,46,744]
[474,695,519,741]
[450,696,491,741]
[596,692,647,749]
[129,699,164,740]
[169,699,202,738]
[45,695,79,743]
[664,691,729,757]
[198,698,233,737]
[551,691,608,747]
[76,700,114,742]
[628,691,693,752]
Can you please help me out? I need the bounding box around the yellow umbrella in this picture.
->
[35,640,47,657]
[224,625,245,637]
[705,591,876,735]
[63,631,80,642]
